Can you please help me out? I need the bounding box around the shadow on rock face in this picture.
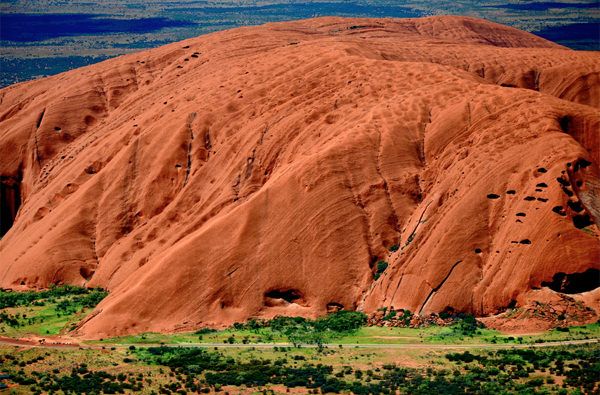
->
[0,175,21,237]
[542,268,600,294]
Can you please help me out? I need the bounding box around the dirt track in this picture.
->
[1,337,597,351]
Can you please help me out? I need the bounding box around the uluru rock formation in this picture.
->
[0,16,598,338]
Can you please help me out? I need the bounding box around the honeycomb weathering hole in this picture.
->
[541,269,600,294]
[80,267,95,281]
[573,214,593,229]
[559,115,571,133]
[573,158,592,172]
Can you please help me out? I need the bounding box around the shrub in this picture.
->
[315,311,367,332]
[374,261,389,280]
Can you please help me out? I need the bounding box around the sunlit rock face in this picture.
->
[0,16,598,338]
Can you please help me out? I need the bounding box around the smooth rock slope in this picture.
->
[0,16,598,337]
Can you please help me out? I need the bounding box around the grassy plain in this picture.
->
[1,287,598,394]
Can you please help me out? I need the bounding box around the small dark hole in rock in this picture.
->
[552,206,566,216]
[558,116,571,133]
[562,187,574,197]
[519,239,531,244]
[574,158,592,172]
[538,167,547,173]
[573,214,593,229]
[369,256,379,268]
[524,196,536,201]
[556,177,570,187]
[516,212,526,217]
[580,159,592,168]
[80,267,94,281]
[537,198,548,202]
[474,248,482,254]
[487,193,500,199]
[567,200,584,213]
[506,190,516,195]
[536,182,548,188]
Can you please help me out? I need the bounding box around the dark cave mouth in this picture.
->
[264,289,303,304]
[541,269,600,294]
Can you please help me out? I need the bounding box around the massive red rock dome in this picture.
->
[0,16,598,338]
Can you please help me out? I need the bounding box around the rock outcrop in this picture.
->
[0,16,598,338]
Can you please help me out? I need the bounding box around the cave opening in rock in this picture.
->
[264,289,303,303]
[541,269,600,294]
[326,302,344,313]
[0,176,22,238]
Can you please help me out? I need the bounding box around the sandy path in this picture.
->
[0,336,597,350]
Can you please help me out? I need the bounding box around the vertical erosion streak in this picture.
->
[183,112,197,187]
[418,260,462,315]
[33,108,45,167]
[345,169,375,267]
[375,126,400,234]
[380,201,432,307]
[404,201,432,247]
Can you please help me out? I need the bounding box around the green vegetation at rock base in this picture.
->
[0,286,108,337]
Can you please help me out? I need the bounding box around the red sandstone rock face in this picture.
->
[0,16,598,338]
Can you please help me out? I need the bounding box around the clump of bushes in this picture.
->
[450,313,484,336]
[0,285,107,310]
[194,327,217,335]
[231,311,367,347]
[0,286,108,330]
[374,261,389,280]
